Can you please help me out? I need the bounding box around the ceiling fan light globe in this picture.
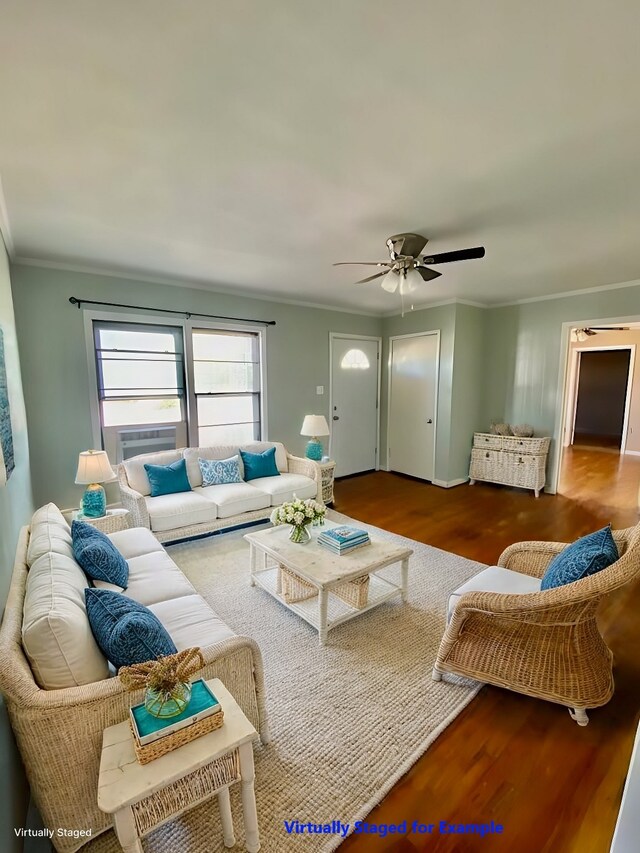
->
[404,268,423,293]
[381,271,399,293]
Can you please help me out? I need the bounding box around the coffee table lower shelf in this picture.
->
[251,565,404,645]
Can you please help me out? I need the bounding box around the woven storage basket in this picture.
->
[500,435,550,455]
[130,708,224,765]
[279,565,318,603]
[334,574,370,609]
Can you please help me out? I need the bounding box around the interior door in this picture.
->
[388,333,438,481]
[330,337,379,477]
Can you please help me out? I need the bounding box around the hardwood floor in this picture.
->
[332,448,640,853]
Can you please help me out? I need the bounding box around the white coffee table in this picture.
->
[244,523,412,645]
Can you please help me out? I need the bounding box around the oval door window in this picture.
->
[340,348,370,369]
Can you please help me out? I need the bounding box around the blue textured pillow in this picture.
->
[144,459,192,497]
[199,456,243,486]
[240,447,280,481]
[84,588,176,669]
[540,526,619,591]
[72,521,128,588]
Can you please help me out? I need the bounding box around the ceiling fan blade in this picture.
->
[588,326,629,331]
[333,261,391,267]
[416,266,442,281]
[422,246,486,265]
[585,329,597,336]
[387,233,428,258]
[355,271,388,284]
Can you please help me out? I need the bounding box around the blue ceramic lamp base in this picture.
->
[305,438,323,461]
[81,483,107,518]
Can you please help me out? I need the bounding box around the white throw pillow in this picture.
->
[22,551,109,689]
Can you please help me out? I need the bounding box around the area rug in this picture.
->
[89,513,486,853]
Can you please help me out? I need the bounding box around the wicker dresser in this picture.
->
[469,433,551,497]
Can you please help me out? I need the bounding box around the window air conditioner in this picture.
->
[116,426,178,461]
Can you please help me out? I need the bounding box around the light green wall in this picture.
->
[0,238,33,852]
[10,263,382,508]
[482,282,640,488]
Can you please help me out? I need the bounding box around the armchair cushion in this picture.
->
[540,525,619,591]
[448,566,541,621]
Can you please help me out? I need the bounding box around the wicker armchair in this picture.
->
[432,522,640,726]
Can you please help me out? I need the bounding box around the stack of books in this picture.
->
[317,525,370,555]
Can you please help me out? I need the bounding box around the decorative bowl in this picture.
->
[492,423,513,436]
[512,424,534,437]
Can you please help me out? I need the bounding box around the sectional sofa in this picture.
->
[0,503,269,853]
[117,440,321,543]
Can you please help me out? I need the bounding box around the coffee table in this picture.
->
[244,523,412,645]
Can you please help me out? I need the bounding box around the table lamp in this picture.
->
[75,450,116,518]
[300,415,330,461]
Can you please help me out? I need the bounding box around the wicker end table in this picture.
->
[317,460,336,504]
[98,679,260,853]
[72,508,131,534]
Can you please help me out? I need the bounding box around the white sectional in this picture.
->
[117,440,321,542]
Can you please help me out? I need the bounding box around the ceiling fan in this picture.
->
[334,233,485,311]
[573,327,629,341]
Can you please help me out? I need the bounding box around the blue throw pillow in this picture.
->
[72,521,129,588]
[540,525,619,591]
[144,459,192,497]
[240,447,280,481]
[84,588,177,669]
[199,455,243,486]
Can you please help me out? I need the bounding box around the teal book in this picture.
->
[130,679,222,745]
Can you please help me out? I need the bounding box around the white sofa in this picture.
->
[0,503,268,853]
[117,440,321,543]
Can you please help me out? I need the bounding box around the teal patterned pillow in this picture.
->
[199,455,243,487]
[72,520,128,588]
[540,525,619,591]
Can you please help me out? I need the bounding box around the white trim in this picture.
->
[432,477,468,488]
[13,256,381,318]
[493,277,640,308]
[328,332,382,473]
[0,174,15,258]
[386,330,440,483]
[82,308,268,453]
[552,314,640,492]
[382,297,487,318]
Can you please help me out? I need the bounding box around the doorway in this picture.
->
[387,331,439,481]
[564,346,635,452]
[329,334,381,477]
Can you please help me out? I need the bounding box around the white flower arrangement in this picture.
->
[270,496,326,537]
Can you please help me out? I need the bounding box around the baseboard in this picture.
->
[624,449,640,456]
[432,478,469,489]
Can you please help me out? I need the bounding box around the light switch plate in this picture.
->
[316,386,324,395]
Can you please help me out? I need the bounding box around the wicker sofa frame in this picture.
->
[433,522,640,726]
[117,451,322,543]
[0,527,270,853]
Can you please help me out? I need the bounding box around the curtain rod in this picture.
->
[68,296,276,326]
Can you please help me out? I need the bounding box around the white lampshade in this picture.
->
[381,270,399,293]
[403,268,423,293]
[300,415,330,437]
[75,450,116,485]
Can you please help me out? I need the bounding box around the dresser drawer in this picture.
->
[473,433,503,451]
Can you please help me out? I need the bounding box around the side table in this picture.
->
[72,508,130,534]
[318,460,336,505]
[98,678,260,852]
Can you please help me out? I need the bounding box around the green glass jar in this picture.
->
[144,681,192,718]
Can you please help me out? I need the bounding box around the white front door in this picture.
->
[388,332,439,481]
[330,336,380,477]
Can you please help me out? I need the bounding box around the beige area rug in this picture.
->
[89,512,485,853]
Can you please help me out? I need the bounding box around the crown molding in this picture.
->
[382,297,488,318]
[0,174,15,258]
[493,277,640,308]
[12,256,382,318]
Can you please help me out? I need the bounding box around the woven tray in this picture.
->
[130,708,224,765]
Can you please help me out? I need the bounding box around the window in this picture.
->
[340,348,370,369]
[192,329,262,445]
[94,322,185,427]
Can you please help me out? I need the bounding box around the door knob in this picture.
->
[427,419,433,424]
[333,416,339,421]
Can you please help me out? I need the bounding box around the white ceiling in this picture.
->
[2,1,640,313]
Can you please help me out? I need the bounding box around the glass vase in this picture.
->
[289,524,311,545]
[144,681,192,718]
